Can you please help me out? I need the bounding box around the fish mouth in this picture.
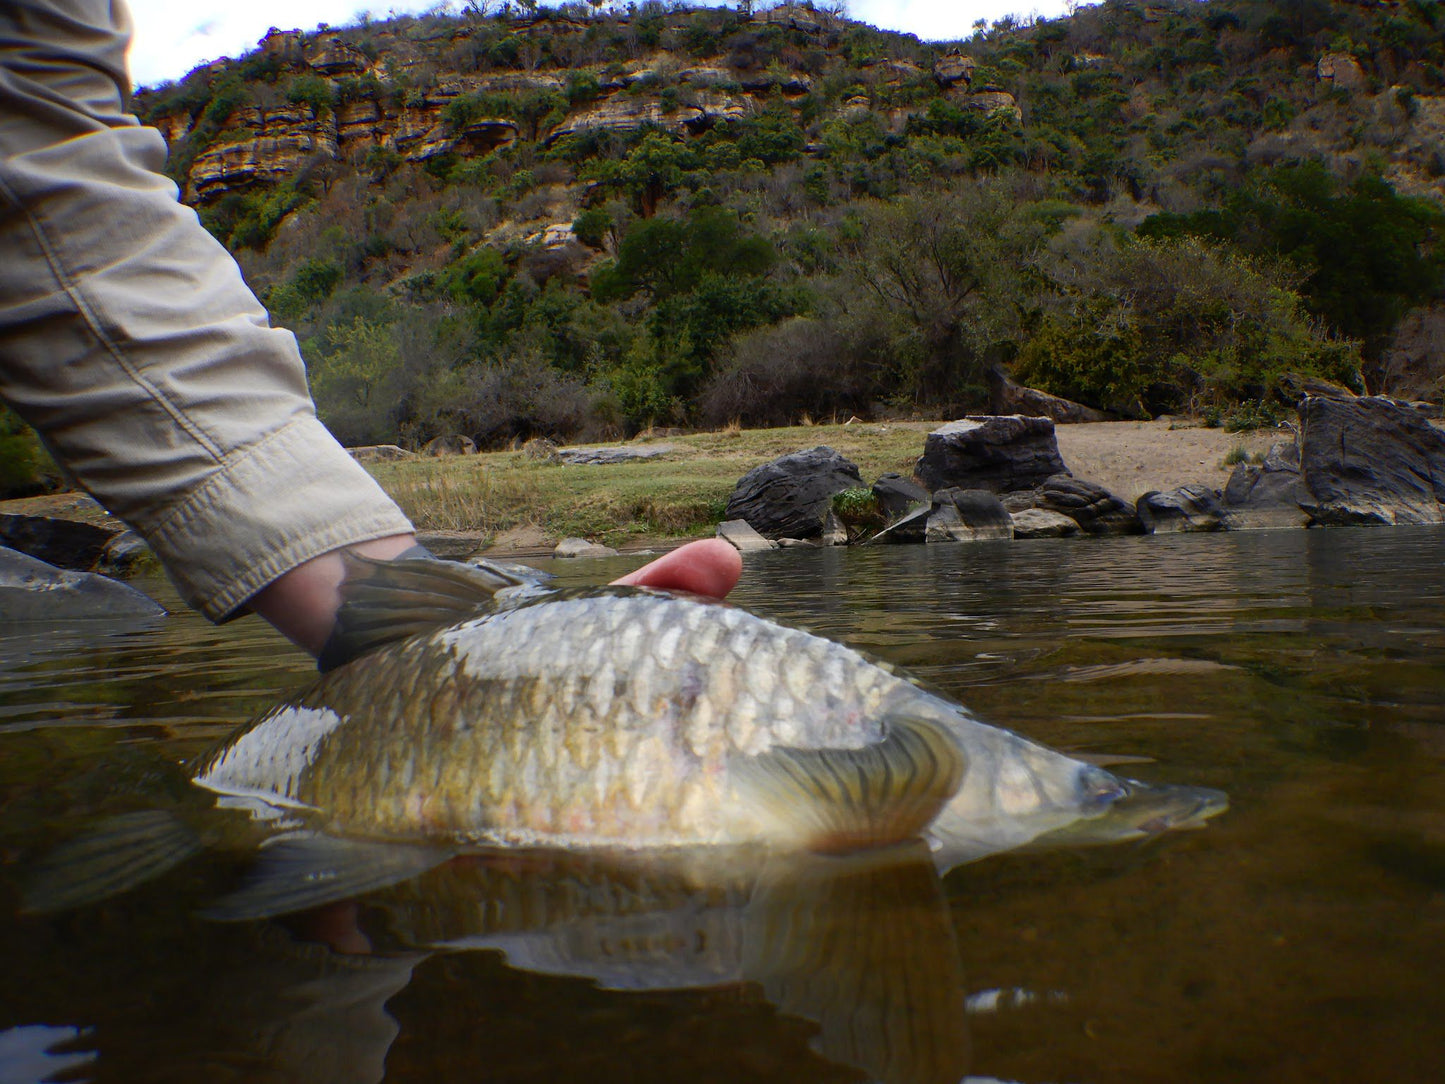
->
[1111,779,1230,833]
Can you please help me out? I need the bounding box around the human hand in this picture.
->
[610,538,742,601]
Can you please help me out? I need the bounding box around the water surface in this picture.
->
[1,528,1442,1083]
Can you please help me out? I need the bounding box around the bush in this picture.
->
[0,406,55,498]
[700,317,877,427]
[1016,227,1363,414]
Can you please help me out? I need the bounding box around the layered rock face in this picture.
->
[146,13,1009,207]
[1298,395,1445,525]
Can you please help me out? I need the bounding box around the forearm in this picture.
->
[0,1,414,622]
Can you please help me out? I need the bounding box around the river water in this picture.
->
[1,528,1442,1083]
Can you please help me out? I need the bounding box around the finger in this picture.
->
[611,539,742,600]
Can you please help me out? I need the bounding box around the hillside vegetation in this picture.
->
[129,0,1445,450]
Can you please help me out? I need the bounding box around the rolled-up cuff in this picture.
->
[143,414,414,621]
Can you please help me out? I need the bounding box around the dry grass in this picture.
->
[365,420,933,545]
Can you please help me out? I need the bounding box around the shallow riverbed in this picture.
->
[1,527,1442,1083]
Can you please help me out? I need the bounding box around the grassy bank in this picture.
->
[366,421,935,547]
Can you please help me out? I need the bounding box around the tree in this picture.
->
[830,182,1042,410]
[1139,162,1445,381]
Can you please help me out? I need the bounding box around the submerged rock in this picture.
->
[724,447,864,540]
[0,546,164,619]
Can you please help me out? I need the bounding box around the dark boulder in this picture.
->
[916,416,1070,494]
[0,546,165,619]
[1298,395,1445,525]
[926,488,1013,542]
[723,446,865,539]
[0,513,121,571]
[871,473,931,521]
[1037,475,1142,535]
[1137,485,1225,533]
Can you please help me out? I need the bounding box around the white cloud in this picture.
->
[846,0,1071,42]
[124,0,1077,87]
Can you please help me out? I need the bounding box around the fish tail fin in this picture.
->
[733,714,966,853]
[21,811,203,914]
[323,555,552,668]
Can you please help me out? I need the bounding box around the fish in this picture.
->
[194,557,1224,864]
[24,555,1226,918]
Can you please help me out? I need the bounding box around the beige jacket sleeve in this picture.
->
[0,0,414,620]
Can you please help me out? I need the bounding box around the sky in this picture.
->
[125,0,1073,87]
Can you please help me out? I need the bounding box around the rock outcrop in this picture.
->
[1032,475,1142,535]
[1137,485,1225,533]
[1221,440,1309,529]
[1317,52,1367,92]
[1297,395,1445,525]
[916,416,1070,494]
[557,444,678,464]
[723,446,864,540]
[933,54,975,87]
[987,367,1111,424]
[925,488,1014,542]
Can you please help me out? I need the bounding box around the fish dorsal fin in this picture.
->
[732,714,966,853]
[321,555,551,670]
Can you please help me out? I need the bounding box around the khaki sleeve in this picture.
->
[0,0,414,620]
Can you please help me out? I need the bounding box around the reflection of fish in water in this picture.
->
[25,557,1225,917]
[23,845,972,1084]
[351,844,971,1084]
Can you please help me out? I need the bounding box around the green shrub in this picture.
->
[0,406,56,498]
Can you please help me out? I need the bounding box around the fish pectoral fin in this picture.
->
[201,834,454,922]
[21,810,204,914]
[731,714,966,853]
[326,555,550,667]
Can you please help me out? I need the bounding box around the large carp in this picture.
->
[194,558,1225,867]
[24,556,1224,919]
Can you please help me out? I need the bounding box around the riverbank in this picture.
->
[0,418,1288,554]
[367,418,1286,552]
